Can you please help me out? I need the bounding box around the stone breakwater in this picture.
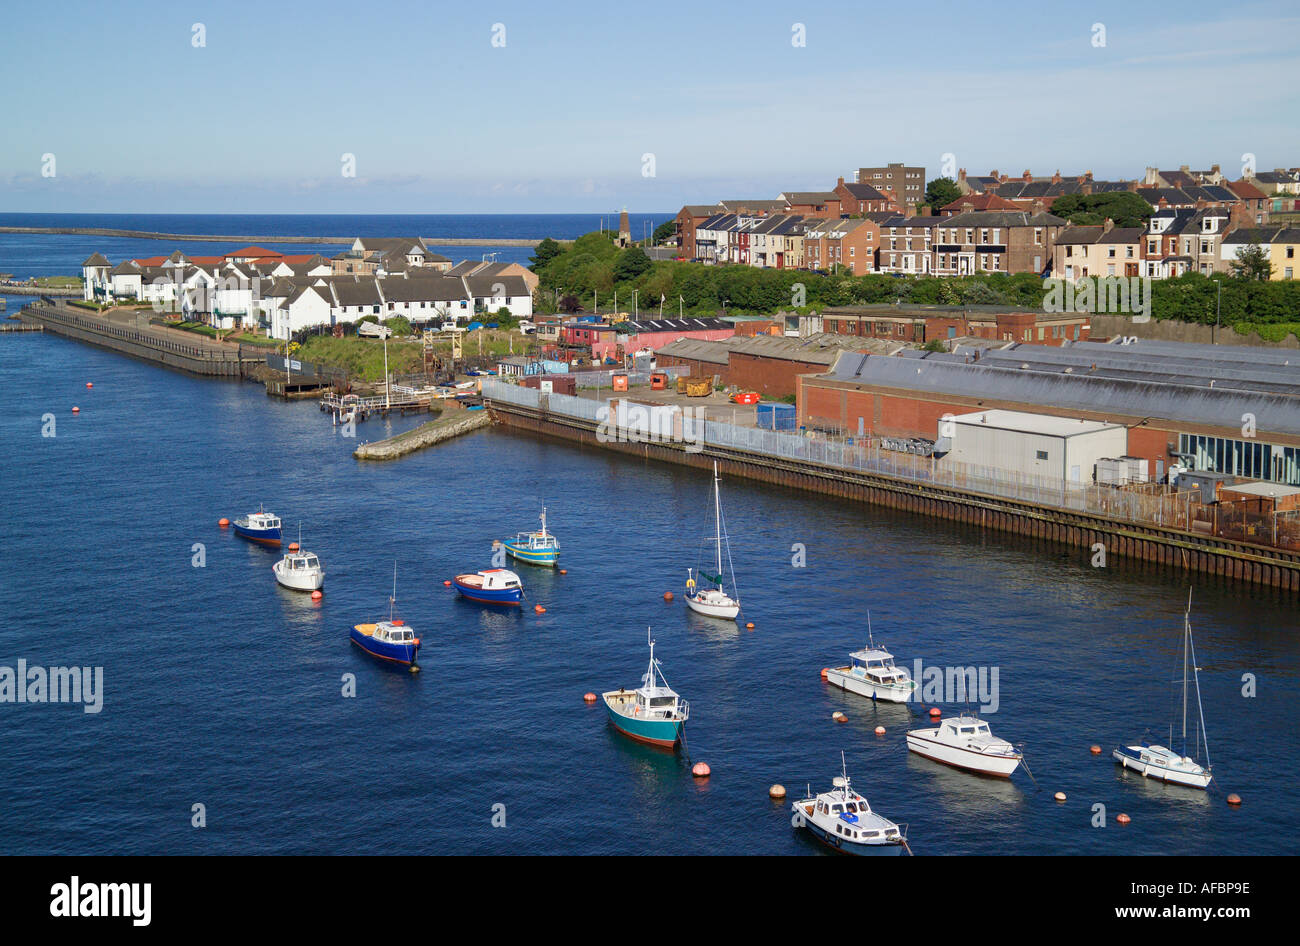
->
[0,226,544,247]
[353,409,491,460]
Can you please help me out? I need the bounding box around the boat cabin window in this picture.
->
[975,724,989,734]
[845,802,858,813]
[831,803,843,813]
[649,696,675,708]
[305,556,319,568]
[959,726,975,735]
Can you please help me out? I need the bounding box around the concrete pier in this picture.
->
[353,409,491,460]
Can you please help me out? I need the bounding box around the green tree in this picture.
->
[652,220,677,245]
[530,237,562,270]
[612,246,652,282]
[559,294,581,314]
[382,315,412,336]
[924,177,962,210]
[1230,242,1274,282]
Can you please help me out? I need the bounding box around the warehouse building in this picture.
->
[941,409,1129,491]
[798,337,1300,485]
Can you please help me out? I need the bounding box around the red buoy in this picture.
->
[929,707,942,718]
[86,382,93,389]
[691,762,710,778]
[1116,813,1131,825]
[820,668,829,680]
[663,592,674,601]
[311,590,322,601]
[534,604,546,613]
[559,569,567,575]
[874,726,886,735]
[218,518,230,528]
[583,692,597,703]
[443,580,452,587]
[71,406,80,413]
[1090,745,1102,755]
[288,542,299,552]
[745,622,755,630]
[1226,794,1242,806]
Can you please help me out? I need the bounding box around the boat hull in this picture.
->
[502,542,558,567]
[685,593,739,620]
[349,626,418,665]
[906,731,1021,777]
[798,815,905,857]
[234,523,282,546]
[602,694,683,748]
[272,563,324,592]
[825,667,915,703]
[452,578,522,606]
[1113,746,1211,789]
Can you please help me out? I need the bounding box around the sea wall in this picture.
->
[353,410,490,460]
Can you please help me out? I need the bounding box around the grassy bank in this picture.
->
[295,330,536,381]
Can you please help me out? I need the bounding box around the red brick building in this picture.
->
[820,305,1091,346]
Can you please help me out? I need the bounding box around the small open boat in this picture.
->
[906,713,1022,777]
[350,564,419,667]
[233,507,282,546]
[792,754,909,856]
[452,568,523,606]
[602,632,689,748]
[502,506,560,567]
[1113,590,1213,789]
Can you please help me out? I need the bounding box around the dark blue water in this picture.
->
[1,331,1296,855]
[0,213,672,279]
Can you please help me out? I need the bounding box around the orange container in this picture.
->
[612,374,629,392]
[650,372,668,390]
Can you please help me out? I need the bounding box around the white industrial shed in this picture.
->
[940,409,1129,491]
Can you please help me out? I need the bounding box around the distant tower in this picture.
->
[616,208,631,247]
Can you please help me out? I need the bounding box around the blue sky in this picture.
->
[1,0,1296,213]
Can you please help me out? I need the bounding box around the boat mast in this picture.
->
[390,561,397,622]
[539,505,548,540]
[1181,589,1191,753]
[712,462,723,579]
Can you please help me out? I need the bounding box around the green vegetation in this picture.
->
[530,230,1300,328]
[383,315,413,335]
[1229,242,1274,281]
[652,220,677,244]
[924,177,961,211]
[1048,192,1153,228]
[34,275,83,288]
[530,237,563,270]
[295,336,425,380]
[1232,321,1300,342]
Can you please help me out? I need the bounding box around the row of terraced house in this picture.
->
[675,162,1300,281]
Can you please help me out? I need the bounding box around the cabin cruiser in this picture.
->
[906,713,1022,777]
[825,638,915,703]
[792,756,908,855]
[272,548,324,592]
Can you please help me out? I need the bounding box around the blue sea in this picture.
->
[0,221,1296,856]
[0,212,675,278]
[0,331,1296,855]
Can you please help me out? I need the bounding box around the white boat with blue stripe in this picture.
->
[792,754,910,856]
[502,506,560,567]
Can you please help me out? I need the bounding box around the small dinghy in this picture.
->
[452,568,523,606]
[792,754,909,856]
[233,507,282,546]
[1113,590,1213,790]
[602,632,689,748]
[906,712,1022,777]
[502,506,560,567]
[349,564,419,667]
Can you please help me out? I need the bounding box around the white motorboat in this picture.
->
[1113,591,1213,790]
[825,614,916,703]
[273,549,324,591]
[685,462,740,620]
[791,754,909,856]
[906,713,1022,777]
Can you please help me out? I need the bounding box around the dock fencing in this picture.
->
[484,377,1300,553]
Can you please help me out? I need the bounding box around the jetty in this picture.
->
[0,226,544,248]
[321,389,446,422]
[353,409,491,460]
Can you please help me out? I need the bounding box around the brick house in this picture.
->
[855,163,926,213]
[931,211,1065,276]
[833,178,898,215]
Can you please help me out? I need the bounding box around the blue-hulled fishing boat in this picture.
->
[233,507,282,546]
[350,564,420,668]
[792,754,910,856]
[452,568,523,606]
[501,506,560,567]
[602,633,689,749]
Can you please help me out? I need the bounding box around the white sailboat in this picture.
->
[1113,590,1213,790]
[685,462,740,620]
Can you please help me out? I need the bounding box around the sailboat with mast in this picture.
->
[685,462,740,620]
[1113,590,1213,789]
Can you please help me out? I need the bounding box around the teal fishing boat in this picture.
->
[502,506,560,567]
[602,632,689,749]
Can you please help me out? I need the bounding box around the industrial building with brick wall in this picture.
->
[797,338,1300,485]
[820,304,1093,346]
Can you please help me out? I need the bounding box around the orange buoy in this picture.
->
[583,692,597,703]
[832,711,847,723]
[288,542,299,552]
[769,784,786,799]
[443,580,452,587]
[218,518,229,528]
[86,382,93,388]
[534,604,546,613]
[1090,745,1102,755]
[559,569,567,575]
[311,590,322,601]
[1054,792,1067,802]
[745,622,754,630]
[929,707,942,718]
[820,668,829,680]
[691,762,710,778]
[1116,813,1131,825]
[1226,793,1242,806]
[874,726,886,735]
[663,592,674,601]
[71,406,80,413]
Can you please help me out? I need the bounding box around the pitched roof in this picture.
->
[82,252,110,267]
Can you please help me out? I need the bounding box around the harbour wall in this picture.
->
[353,409,491,460]
[0,226,543,247]
[486,396,1300,593]
[16,302,261,377]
